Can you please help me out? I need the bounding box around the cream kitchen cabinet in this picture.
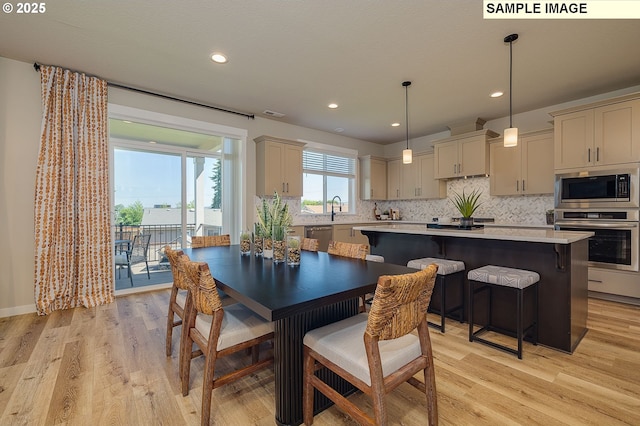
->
[401,154,446,199]
[332,224,370,248]
[490,129,554,196]
[434,129,498,179]
[359,156,387,200]
[255,136,305,197]
[552,95,640,170]
[386,159,401,200]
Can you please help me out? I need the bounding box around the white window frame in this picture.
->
[300,141,357,215]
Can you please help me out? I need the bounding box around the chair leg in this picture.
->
[145,260,150,279]
[419,321,439,426]
[302,346,315,426]
[166,288,179,357]
[440,277,446,333]
[128,263,134,287]
[200,350,216,426]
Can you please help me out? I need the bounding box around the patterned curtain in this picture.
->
[34,66,114,315]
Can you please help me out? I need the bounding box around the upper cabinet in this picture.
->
[402,153,447,199]
[433,130,499,179]
[386,154,446,200]
[254,136,305,197]
[359,156,387,200]
[490,129,554,196]
[552,95,640,170]
[386,159,401,200]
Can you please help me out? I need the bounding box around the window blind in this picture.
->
[303,150,356,177]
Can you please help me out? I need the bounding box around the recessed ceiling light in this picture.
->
[491,91,504,98]
[149,141,157,144]
[123,120,132,124]
[328,103,338,109]
[334,128,345,133]
[211,53,228,64]
[391,122,401,127]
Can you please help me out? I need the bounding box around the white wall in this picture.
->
[0,57,42,316]
[0,56,384,315]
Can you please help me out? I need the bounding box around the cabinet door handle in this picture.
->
[588,148,591,163]
[516,180,519,191]
[458,163,461,174]
[286,182,289,192]
[453,164,456,174]
[522,180,525,192]
[282,182,285,192]
[370,188,373,197]
[396,189,399,197]
[596,147,600,162]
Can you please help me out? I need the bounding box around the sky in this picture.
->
[114,149,217,209]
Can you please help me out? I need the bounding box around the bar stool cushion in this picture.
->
[303,313,421,386]
[468,265,539,289]
[195,303,274,351]
[408,257,465,275]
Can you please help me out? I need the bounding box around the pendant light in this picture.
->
[504,33,519,147]
[402,81,413,164]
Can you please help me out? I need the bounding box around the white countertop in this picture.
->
[353,223,593,244]
[295,220,554,229]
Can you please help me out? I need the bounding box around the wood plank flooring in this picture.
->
[1,292,639,425]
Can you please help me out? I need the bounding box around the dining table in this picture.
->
[184,245,415,426]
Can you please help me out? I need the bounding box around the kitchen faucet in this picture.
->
[330,195,342,221]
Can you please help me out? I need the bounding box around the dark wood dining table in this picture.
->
[184,245,414,426]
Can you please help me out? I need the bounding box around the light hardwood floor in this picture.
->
[1,292,639,425]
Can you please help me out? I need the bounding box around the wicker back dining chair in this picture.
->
[177,255,274,426]
[300,237,319,252]
[191,234,231,248]
[115,233,151,286]
[303,265,439,426]
[165,245,188,356]
[328,241,370,312]
[327,240,368,259]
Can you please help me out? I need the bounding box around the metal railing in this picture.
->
[114,224,222,262]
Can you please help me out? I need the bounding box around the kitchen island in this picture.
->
[354,224,593,353]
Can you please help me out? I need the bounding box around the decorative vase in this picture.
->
[460,217,474,228]
[287,236,301,266]
[240,231,251,255]
[272,225,286,263]
[263,237,273,259]
[253,223,263,257]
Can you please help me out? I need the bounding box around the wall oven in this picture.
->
[555,168,638,209]
[555,209,639,272]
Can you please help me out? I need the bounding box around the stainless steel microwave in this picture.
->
[555,168,639,209]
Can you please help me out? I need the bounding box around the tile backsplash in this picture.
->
[256,176,554,226]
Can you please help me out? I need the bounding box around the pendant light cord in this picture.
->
[509,39,513,128]
[402,80,411,149]
[405,84,409,149]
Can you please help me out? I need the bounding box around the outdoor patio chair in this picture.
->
[115,233,151,286]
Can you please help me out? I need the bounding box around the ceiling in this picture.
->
[2,1,640,144]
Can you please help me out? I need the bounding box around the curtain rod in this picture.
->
[33,62,255,120]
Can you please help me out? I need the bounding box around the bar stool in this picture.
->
[467,265,539,359]
[407,257,465,333]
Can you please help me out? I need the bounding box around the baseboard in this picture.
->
[589,290,640,306]
[0,303,37,318]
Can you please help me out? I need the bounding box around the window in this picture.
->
[301,147,356,215]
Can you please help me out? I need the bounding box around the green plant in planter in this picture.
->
[451,188,483,218]
[256,191,293,239]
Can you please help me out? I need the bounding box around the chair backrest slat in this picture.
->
[178,255,223,315]
[191,234,231,248]
[366,265,438,340]
[327,241,368,260]
[130,234,151,264]
[164,245,188,290]
[301,238,319,252]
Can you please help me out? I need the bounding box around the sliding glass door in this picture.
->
[109,109,245,291]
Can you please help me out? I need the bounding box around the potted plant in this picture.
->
[240,230,251,255]
[451,188,483,228]
[256,191,293,259]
